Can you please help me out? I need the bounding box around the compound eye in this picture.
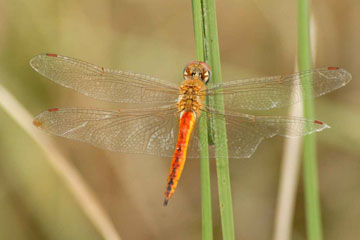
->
[198,62,211,83]
[203,70,211,83]
[183,67,188,79]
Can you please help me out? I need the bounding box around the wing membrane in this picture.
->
[188,111,329,159]
[204,68,351,110]
[33,107,329,159]
[30,54,180,104]
[33,107,182,157]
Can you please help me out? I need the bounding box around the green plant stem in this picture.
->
[201,0,235,239]
[192,1,213,239]
[298,0,323,239]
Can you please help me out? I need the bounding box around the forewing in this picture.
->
[203,68,351,110]
[33,107,181,157]
[30,54,180,104]
[188,111,329,159]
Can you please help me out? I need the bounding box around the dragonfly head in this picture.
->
[183,61,211,84]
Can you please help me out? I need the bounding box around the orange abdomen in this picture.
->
[163,111,196,206]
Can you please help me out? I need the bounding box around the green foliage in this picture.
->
[192,1,213,239]
[298,0,323,239]
[193,0,235,239]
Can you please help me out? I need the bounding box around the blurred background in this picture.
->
[0,0,359,239]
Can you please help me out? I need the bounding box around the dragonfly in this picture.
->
[31,53,351,205]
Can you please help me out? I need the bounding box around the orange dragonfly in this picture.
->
[31,54,351,205]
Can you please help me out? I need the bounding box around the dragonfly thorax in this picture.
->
[177,79,206,114]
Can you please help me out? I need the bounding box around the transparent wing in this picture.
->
[203,67,351,110]
[33,107,329,159]
[33,106,183,157]
[30,54,180,104]
[188,110,329,159]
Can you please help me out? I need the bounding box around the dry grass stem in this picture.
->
[273,13,317,240]
[0,84,121,240]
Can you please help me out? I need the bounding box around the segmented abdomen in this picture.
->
[163,111,196,206]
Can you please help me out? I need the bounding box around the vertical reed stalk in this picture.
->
[298,0,323,239]
[192,0,213,239]
[200,0,235,239]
